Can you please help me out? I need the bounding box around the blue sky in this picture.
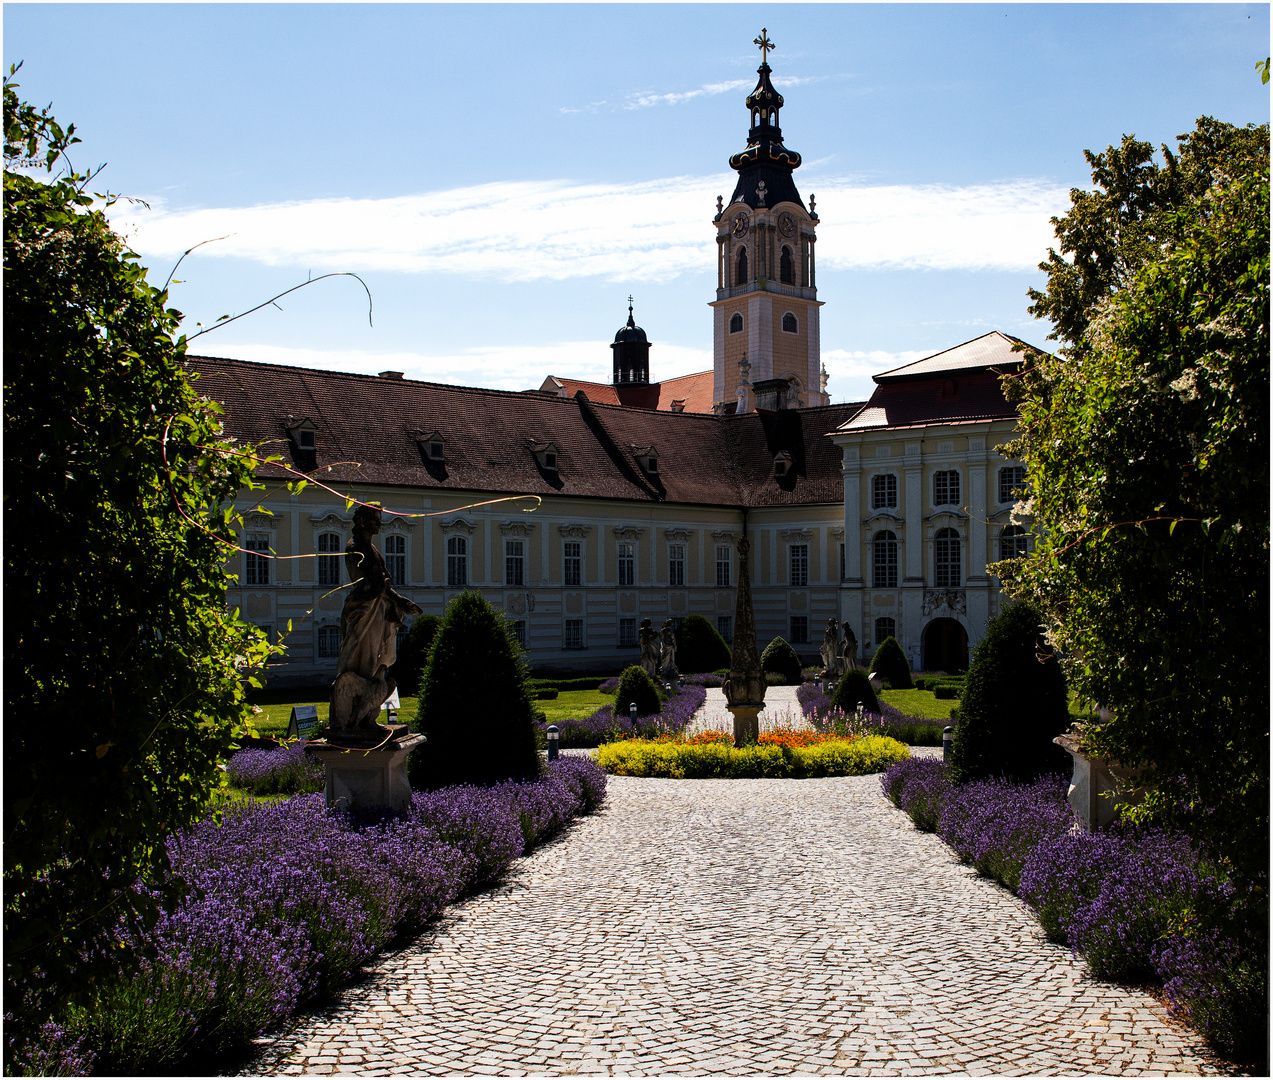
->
[6,3,1269,402]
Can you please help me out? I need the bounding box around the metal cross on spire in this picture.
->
[754,28,775,64]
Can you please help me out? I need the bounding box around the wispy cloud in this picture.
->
[196,340,714,394]
[822,348,931,403]
[622,79,752,110]
[109,173,1071,284]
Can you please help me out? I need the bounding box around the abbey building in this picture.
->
[198,36,1033,684]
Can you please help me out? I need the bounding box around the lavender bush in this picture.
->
[881,760,1267,1063]
[19,758,607,1075]
[539,684,707,748]
[224,743,324,796]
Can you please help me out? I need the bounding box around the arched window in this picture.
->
[317,532,342,586]
[736,246,748,286]
[447,535,468,587]
[999,525,1028,562]
[873,531,898,588]
[935,528,961,588]
[780,245,794,284]
[781,312,798,334]
[729,312,743,334]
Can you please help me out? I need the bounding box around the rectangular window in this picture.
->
[505,538,525,587]
[617,541,635,587]
[789,615,809,644]
[618,617,637,647]
[563,619,584,650]
[668,544,685,587]
[873,533,898,589]
[563,541,582,587]
[933,469,961,507]
[511,620,527,648]
[789,544,809,587]
[447,535,468,587]
[384,533,407,587]
[935,532,962,588]
[715,546,731,587]
[317,532,341,587]
[716,614,733,643]
[317,624,341,660]
[999,465,1027,505]
[245,533,270,586]
[874,617,896,646]
[872,473,898,509]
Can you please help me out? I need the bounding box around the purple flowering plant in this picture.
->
[224,743,325,796]
[11,758,607,1076]
[538,683,707,748]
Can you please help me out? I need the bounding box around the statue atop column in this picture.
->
[327,504,422,745]
[722,535,766,746]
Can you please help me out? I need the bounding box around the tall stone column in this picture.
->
[723,534,766,748]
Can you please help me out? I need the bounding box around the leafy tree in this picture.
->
[868,636,912,689]
[760,636,803,684]
[409,593,541,789]
[614,664,662,719]
[4,70,275,1036]
[393,613,441,698]
[831,670,879,716]
[1003,116,1269,878]
[675,614,731,674]
[947,602,1070,784]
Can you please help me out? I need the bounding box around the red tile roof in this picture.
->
[190,355,864,509]
[539,370,716,413]
[840,370,1018,432]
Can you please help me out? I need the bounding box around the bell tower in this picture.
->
[710,29,825,413]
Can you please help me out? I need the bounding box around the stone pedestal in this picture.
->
[307,734,426,814]
[729,704,762,749]
[1053,733,1143,830]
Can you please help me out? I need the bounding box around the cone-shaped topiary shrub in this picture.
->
[869,635,913,690]
[614,665,662,718]
[949,600,1070,784]
[832,669,880,715]
[760,636,803,684]
[409,594,541,790]
[392,613,442,697]
[676,614,732,674]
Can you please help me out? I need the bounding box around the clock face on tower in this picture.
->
[731,212,750,239]
[778,211,797,238]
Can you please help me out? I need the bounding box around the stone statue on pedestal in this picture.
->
[328,504,422,745]
[820,617,841,676]
[638,618,660,678]
[839,622,858,671]
[657,618,679,683]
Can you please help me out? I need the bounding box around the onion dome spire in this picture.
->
[611,295,651,385]
[728,29,804,210]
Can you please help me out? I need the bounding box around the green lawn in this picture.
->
[247,692,421,737]
[879,687,958,720]
[536,689,613,724]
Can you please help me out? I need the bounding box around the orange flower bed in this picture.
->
[759,728,848,749]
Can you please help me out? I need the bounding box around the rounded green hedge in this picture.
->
[760,636,803,684]
[614,664,661,718]
[831,669,880,715]
[676,614,732,674]
[869,635,913,690]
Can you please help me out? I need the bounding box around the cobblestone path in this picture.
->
[245,769,1229,1076]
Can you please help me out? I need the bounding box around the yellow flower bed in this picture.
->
[594,734,910,779]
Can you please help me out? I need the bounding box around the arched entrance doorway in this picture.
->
[923,618,968,673]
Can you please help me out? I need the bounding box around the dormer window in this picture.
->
[415,429,445,462]
[287,417,318,450]
[631,445,658,475]
[773,452,793,478]
[530,441,559,472]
